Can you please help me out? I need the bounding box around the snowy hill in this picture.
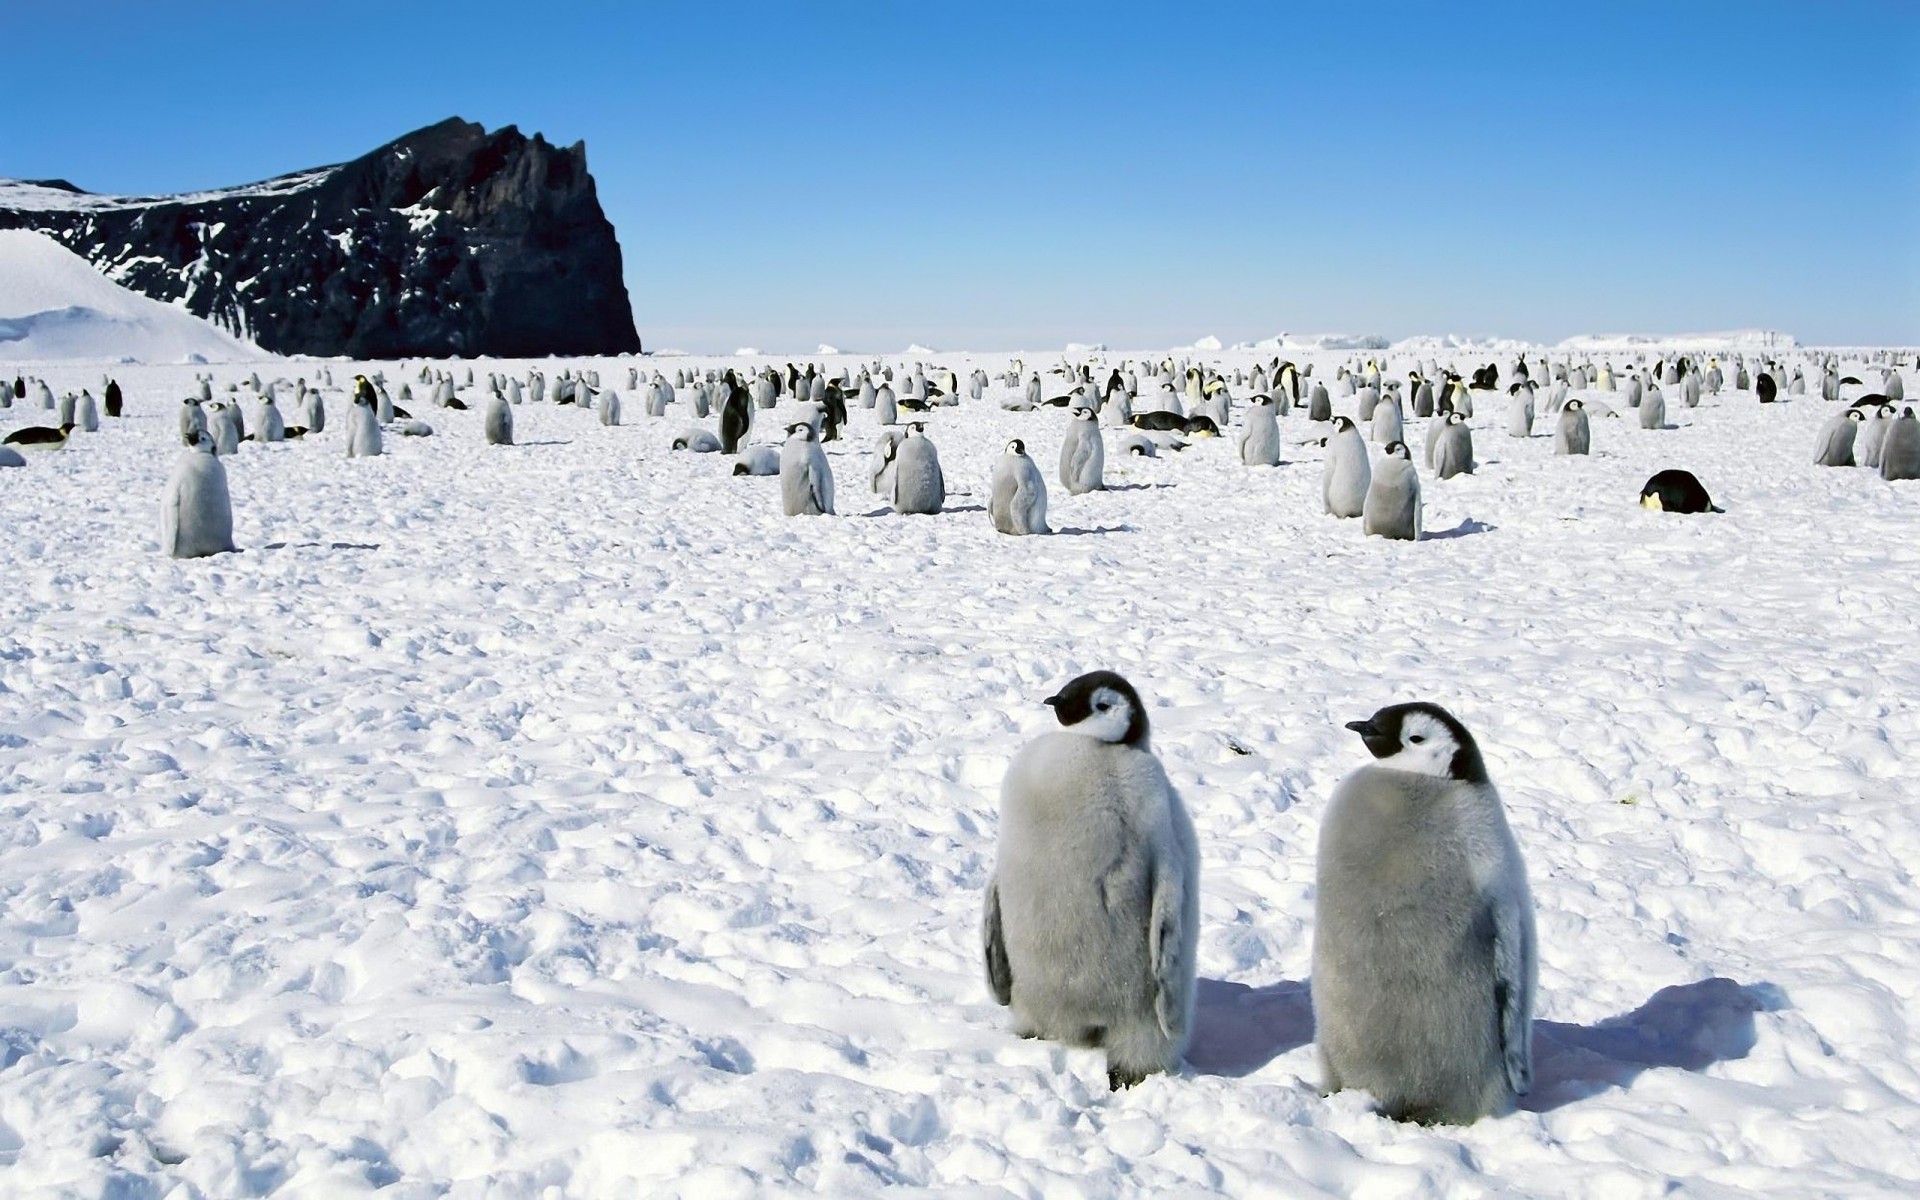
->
[0,229,270,363]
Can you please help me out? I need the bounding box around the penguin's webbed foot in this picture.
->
[1107,1066,1150,1091]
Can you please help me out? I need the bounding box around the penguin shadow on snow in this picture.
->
[1522,976,1785,1112]
[1185,978,1314,1077]
[1419,518,1495,541]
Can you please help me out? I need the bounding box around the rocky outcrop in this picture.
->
[0,118,641,359]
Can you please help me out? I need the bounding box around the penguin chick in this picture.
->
[985,671,1200,1091]
[989,440,1050,535]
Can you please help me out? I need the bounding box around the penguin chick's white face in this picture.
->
[1044,670,1149,747]
[1345,702,1487,783]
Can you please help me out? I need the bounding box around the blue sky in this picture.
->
[7,1,1917,351]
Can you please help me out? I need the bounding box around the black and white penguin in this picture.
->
[104,379,123,418]
[1813,409,1862,467]
[984,671,1200,1090]
[2,422,76,449]
[1432,412,1475,479]
[1554,399,1590,456]
[1323,416,1371,517]
[719,373,752,454]
[1639,469,1722,513]
[1363,441,1422,541]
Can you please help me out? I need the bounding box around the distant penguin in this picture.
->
[989,440,1050,535]
[206,403,241,456]
[305,387,327,434]
[1554,399,1590,456]
[1887,369,1906,403]
[1756,372,1778,404]
[1315,703,1536,1124]
[161,433,238,559]
[485,390,514,445]
[984,671,1199,1090]
[103,379,123,418]
[732,445,782,476]
[1363,442,1422,541]
[1323,416,1371,518]
[179,397,206,446]
[869,429,905,495]
[1859,403,1896,469]
[599,388,622,427]
[1813,409,1863,467]
[1881,407,1920,481]
[1,422,76,450]
[1059,408,1106,494]
[779,424,835,516]
[1432,412,1475,479]
[874,383,899,426]
[73,390,100,433]
[892,422,946,514]
[1239,395,1281,466]
[1639,385,1666,430]
[345,392,383,458]
[1308,382,1333,422]
[720,376,752,453]
[1639,469,1722,513]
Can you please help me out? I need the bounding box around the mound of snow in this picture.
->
[1390,333,1538,357]
[1557,329,1798,352]
[0,229,270,363]
[816,344,844,356]
[732,346,763,356]
[1063,342,1108,353]
[904,343,941,355]
[1247,332,1392,352]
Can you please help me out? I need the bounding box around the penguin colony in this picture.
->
[4,346,1913,1125]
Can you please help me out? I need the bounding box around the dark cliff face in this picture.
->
[0,118,642,359]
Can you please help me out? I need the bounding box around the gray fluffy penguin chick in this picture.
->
[1371,394,1405,445]
[671,427,723,453]
[1859,404,1895,470]
[305,388,326,435]
[180,397,207,447]
[1554,399,1591,456]
[345,393,383,458]
[1314,702,1535,1124]
[1432,413,1475,479]
[1323,415,1371,517]
[873,383,898,426]
[1059,407,1106,494]
[1363,441,1422,541]
[779,423,835,516]
[1239,395,1281,466]
[256,395,286,443]
[207,403,241,457]
[162,433,237,559]
[989,439,1050,535]
[984,671,1200,1090]
[1505,386,1534,438]
[1117,429,1157,457]
[1812,408,1862,467]
[892,422,945,514]
[1308,382,1333,423]
[870,429,905,495]
[73,390,100,433]
[1639,385,1667,430]
[485,390,514,445]
[599,388,623,427]
[732,445,782,476]
[1881,407,1920,481]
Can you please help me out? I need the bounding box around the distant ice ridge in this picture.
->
[0,229,271,363]
[905,343,940,355]
[1240,332,1391,352]
[1556,329,1798,352]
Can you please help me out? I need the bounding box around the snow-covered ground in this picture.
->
[2,348,1918,1197]
[0,230,268,364]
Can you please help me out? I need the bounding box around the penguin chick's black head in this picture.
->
[1007,439,1026,455]
[1344,702,1487,784]
[1044,670,1149,748]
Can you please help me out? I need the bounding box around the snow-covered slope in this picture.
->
[0,230,270,363]
[1,346,1917,1196]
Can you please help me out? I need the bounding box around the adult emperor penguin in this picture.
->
[720,373,752,454]
[984,670,1200,1090]
[485,388,514,445]
[1814,408,1864,467]
[892,422,945,514]
[103,378,124,418]
[1554,399,1591,456]
[1323,415,1371,518]
[1363,442,1422,541]
[1881,407,1920,481]
[1239,394,1281,466]
[1,422,76,450]
[162,432,238,559]
[345,391,383,458]
[1639,469,1722,513]
[779,423,835,516]
[1314,702,1536,1124]
[989,440,1050,535]
[1059,407,1106,494]
[1428,412,1472,480]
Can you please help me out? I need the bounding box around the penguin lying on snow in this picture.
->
[732,445,781,476]
[984,671,1199,1090]
[1315,703,1535,1124]
[1639,469,1722,513]
[2,422,76,449]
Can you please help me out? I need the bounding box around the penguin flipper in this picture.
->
[983,881,1013,1006]
[1148,835,1195,1042]
[1493,894,1535,1095]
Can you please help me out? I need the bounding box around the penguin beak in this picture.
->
[1043,694,1062,708]
[1343,719,1379,737]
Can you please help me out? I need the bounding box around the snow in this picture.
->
[3,345,1919,1197]
[0,168,339,214]
[1188,335,1224,351]
[0,231,271,364]
[1558,330,1800,353]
